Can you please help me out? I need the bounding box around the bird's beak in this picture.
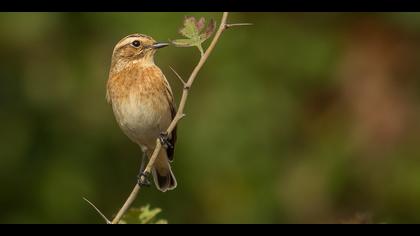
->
[152,42,170,49]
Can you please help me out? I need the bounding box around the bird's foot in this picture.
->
[137,171,151,187]
[159,132,173,149]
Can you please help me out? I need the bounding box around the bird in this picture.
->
[106,33,177,192]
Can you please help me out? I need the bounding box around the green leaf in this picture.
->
[171,16,217,56]
[138,205,162,224]
[171,39,194,47]
[179,16,198,39]
[120,204,167,224]
[155,219,169,224]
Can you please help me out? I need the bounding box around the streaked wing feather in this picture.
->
[163,75,177,162]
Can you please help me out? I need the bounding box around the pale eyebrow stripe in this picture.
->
[124,34,152,40]
[115,38,134,49]
[117,34,151,44]
[114,34,154,51]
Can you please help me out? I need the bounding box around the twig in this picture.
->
[83,197,111,224]
[110,12,247,224]
[169,66,186,86]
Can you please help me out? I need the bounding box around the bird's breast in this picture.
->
[107,65,171,146]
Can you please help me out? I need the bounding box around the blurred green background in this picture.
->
[1,12,420,224]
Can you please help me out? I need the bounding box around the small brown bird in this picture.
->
[106,34,177,192]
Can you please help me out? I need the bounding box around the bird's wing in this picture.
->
[162,75,177,162]
[106,89,111,104]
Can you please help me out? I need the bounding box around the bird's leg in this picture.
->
[137,151,151,187]
[139,151,147,173]
[159,131,173,149]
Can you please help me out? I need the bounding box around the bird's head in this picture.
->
[110,33,169,72]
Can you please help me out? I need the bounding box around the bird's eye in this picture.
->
[131,40,141,48]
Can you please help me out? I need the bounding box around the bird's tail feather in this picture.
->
[151,149,177,192]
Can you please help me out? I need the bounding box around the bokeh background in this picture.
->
[1,12,420,224]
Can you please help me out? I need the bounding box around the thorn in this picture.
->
[175,113,187,122]
[169,113,186,125]
[169,66,186,86]
[225,23,253,29]
[83,197,111,224]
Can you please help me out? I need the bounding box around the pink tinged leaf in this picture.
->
[196,17,206,32]
[199,19,216,42]
[183,16,196,26]
[179,16,198,38]
[204,19,216,39]
[173,16,215,55]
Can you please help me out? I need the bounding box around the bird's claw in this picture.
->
[159,132,173,149]
[137,172,151,187]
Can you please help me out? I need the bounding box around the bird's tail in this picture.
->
[151,148,177,192]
